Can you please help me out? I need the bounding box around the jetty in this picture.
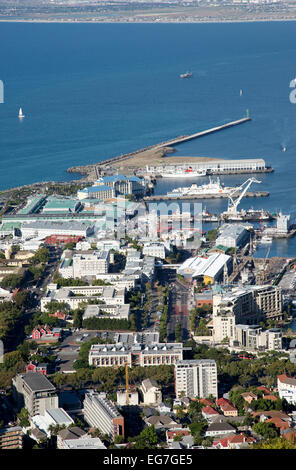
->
[155,117,251,148]
[144,191,269,201]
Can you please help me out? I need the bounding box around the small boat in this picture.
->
[240,89,243,96]
[180,72,193,79]
[260,236,272,244]
[18,107,25,119]
[282,146,287,152]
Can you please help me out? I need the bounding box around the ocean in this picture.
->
[0,21,296,256]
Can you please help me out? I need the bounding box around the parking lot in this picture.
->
[54,329,116,372]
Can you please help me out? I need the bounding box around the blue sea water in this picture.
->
[1,21,296,256]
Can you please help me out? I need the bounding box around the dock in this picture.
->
[144,191,269,202]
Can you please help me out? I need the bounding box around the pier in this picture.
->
[144,191,269,202]
[155,117,251,148]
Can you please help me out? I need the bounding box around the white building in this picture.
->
[177,253,231,284]
[41,284,125,312]
[233,325,282,351]
[142,242,168,259]
[83,392,124,440]
[139,379,162,405]
[31,408,74,437]
[72,251,110,277]
[216,223,250,248]
[83,303,130,321]
[116,391,139,407]
[277,374,296,404]
[174,360,218,399]
[21,221,94,239]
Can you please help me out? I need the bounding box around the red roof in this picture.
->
[216,398,231,407]
[263,395,277,401]
[266,418,290,430]
[257,386,271,394]
[213,434,255,448]
[220,403,238,413]
[200,398,214,406]
[202,406,220,416]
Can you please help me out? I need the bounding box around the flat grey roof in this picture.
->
[20,372,56,392]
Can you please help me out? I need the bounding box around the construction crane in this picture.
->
[225,177,262,216]
[126,363,129,406]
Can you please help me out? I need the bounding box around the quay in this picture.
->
[144,191,269,201]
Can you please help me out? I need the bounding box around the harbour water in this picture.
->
[0,22,296,257]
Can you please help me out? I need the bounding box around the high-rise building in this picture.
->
[83,392,124,440]
[174,360,218,399]
[12,372,59,416]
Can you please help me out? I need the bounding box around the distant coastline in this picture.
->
[0,17,296,24]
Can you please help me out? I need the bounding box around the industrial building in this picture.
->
[216,223,250,248]
[177,253,231,284]
[145,159,267,175]
[21,221,94,239]
[174,360,218,399]
[83,392,125,440]
[77,174,146,200]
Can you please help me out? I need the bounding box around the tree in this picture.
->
[252,436,296,449]
[17,408,30,427]
[252,421,278,439]
[132,425,158,449]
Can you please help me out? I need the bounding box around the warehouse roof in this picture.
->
[177,253,230,279]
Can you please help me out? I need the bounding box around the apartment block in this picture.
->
[174,359,218,399]
[83,392,124,440]
[12,372,59,416]
[0,426,23,449]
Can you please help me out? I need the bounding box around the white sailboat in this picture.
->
[240,89,243,96]
[18,107,25,119]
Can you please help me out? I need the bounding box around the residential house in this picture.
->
[158,402,171,414]
[25,362,48,376]
[201,406,220,421]
[277,374,296,404]
[241,391,257,404]
[145,415,177,430]
[205,421,236,437]
[213,433,255,449]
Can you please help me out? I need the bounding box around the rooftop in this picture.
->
[17,372,56,392]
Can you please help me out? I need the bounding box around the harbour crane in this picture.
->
[225,177,262,215]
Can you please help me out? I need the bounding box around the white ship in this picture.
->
[161,167,208,178]
[180,72,193,79]
[167,177,234,197]
[18,107,25,119]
